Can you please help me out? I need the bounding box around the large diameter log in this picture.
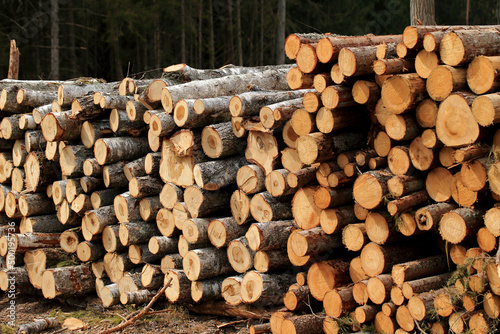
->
[440,29,500,66]
[381,73,426,114]
[94,137,150,165]
[427,65,467,102]
[183,247,234,281]
[41,263,94,299]
[439,207,486,244]
[161,68,290,113]
[436,92,479,147]
[296,131,365,165]
[194,155,248,191]
[307,259,351,301]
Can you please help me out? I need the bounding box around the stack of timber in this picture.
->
[2,25,500,334]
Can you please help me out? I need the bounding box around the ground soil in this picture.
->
[0,292,255,334]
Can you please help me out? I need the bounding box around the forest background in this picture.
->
[0,0,499,82]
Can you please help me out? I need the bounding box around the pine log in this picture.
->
[426,167,453,202]
[83,158,103,177]
[427,65,467,102]
[373,130,393,157]
[416,99,438,128]
[289,226,342,257]
[25,130,46,153]
[402,273,451,302]
[373,59,414,76]
[381,73,426,114]
[439,207,486,244]
[385,113,420,141]
[387,146,415,176]
[467,55,500,95]
[291,186,322,230]
[320,85,357,109]
[367,274,393,305]
[281,148,303,172]
[391,254,449,286]
[414,50,440,79]
[440,29,500,66]
[307,259,351,301]
[339,45,378,77]
[323,286,356,318]
[472,92,500,126]
[320,205,357,235]
[21,214,66,234]
[386,190,429,216]
[387,174,425,198]
[353,169,393,210]
[286,166,318,189]
[365,211,403,245]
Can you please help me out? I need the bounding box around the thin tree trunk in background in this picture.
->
[50,0,59,79]
[198,0,203,68]
[236,0,243,66]
[276,0,286,64]
[466,0,470,25]
[181,0,186,63]
[208,0,215,68]
[68,0,77,78]
[410,0,435,25]
[226,0,235,64]
[260,0,264,65]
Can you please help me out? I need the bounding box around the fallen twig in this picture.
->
[97,278,172,334]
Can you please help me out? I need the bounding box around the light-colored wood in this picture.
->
[381,73,426,114]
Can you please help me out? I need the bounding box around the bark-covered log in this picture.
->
[183,247,234,281]
[193,155,248,191]
[94,137,150,165]
[41,263,94,299]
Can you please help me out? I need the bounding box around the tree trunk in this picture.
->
[307,259,351,301]
[245,220,296,252]
[240,271,295,305]
[227,237,256,273]
[184,186,232,218]
[250,192,293,223]
[41,263,94,299]
[207,217,247,249]
[439,207,486,244]
[183,247,234,281]
[194,155,247,191]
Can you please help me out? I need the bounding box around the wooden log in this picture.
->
[292,186,322,230]
[25,130,46,153]
[472,92,500,127]
[402,273,451,302]
[320,205,357,235]
[94,136,150,165]
[21,214,66,234]
[245,220,296,252]
[123,156,147,181]
[373,59,415,76]
[391,254,449,286]
[414,50,440,79]
[353,169,393,210]
[240,270,295,306]
[287,166,318,189]
[323,285,356,318]
[184,186,231,218]
[24,151,58,192]
[129,176,163,198]
[313,186,353,210]
[339,45,378,77]
[71,94,105,120]
[194,155,247,191]
[373,130,393,157]
[161,68,290,113]
[315,106,367,135]
[296,131,365,165]
[440,29,500,66]
[387,174,425,198]
[426,167,453,202]
[439,207,486,244]
[416,99,438,129]
[386,190,429,216]
[289,227,342,257]
[427,65,467,102]
[485,207,500,237]
[114,191,143,223]
[260,98,303,130]
[41,263,94,299]
[381,73,426,114]
[227,236,256,273]
[139,196,162,222]
[160,254,183,273]
[316,34,402,64]
[76,240,105,262]
[83,158,103,177]
[164,269,192,304]
[387,146,414,176]
[237,164,266,194]
[307,259,351,301]
[321,85,357,109]
[281,147,303,172]
[250,192,292,223]
[221,275,244,306]
[367,274,393,305]
[183,247,234,281]
[90,187,125,209]
[395,305,415,332]
[18,193,54,217]
[245,131,280,175]
[207,217,247,249]
[41,111,82,141]
[59,229,82,253]
[119,221,159,247]
[342,223,368,252]
[467,55,500,95]
[385,113,420,141]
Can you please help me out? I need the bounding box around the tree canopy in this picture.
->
[0,0,498,81]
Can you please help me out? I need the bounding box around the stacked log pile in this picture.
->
[1,26,500,333]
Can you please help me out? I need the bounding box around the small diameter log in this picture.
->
[145,152,161,175]
[208,217,247,249]
[321,85,357,110]
[24,151,59,192]
[385,113,420,142]
[139,196,162,222]
[129,244,162,264]
[18,193,54,217]
[472,92,500,127]
[59,229,82,253]
[148,236,178,256]
[0,233,60,256]
[360,241,434,278]
[183,247,234,281]
[386,190,429,216]
[245,131,280,175]
[227,237,256,273]
[292,186,322,230]
[284,284,316,312]
[427,65,467,102]
[41,111,82,141]
[173,201,191,230]
[373,58,415,75]
[249,192,293,223]
[140,264,163,290]
[289,226,342,257]
[381,73,426,114]
[83,158,103,177]
[76,240,105,262]
[403,274,451,302]
[94,136,150,165]
[315,106,367,135]
[41,263,94,299]
[307,259,351,301]
[159,182,183,210]
[161,254,183,273]
[123,156,147,181]
[387,174,425,198]
[439,207,486,244]
[343,223,369,252]
[290,108,316,136]
[102,161,129,188]
[450,171,482,207]
[316,161,341,187]
[240,271,295,305]
[17,318,60,334]
[414,50,440,79]
[296,131,365,165]
[339,45,378,77]
[485,207,500,237]
[353,169,393,210]
[21,214,66,234]
[229,89,311,117]
[391,254,449,286]
[254,249,292,273]
[84,205,117,235]
[237,165,266,194]
[129,176,163,198]
[191,277,225,303]
[184,186,232,218]
[367,274,393,305]
[287,166,318,189]
[467,55,500,96]
[281,147,303,172]
[194,155,248,191]
[286,67,314,89]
